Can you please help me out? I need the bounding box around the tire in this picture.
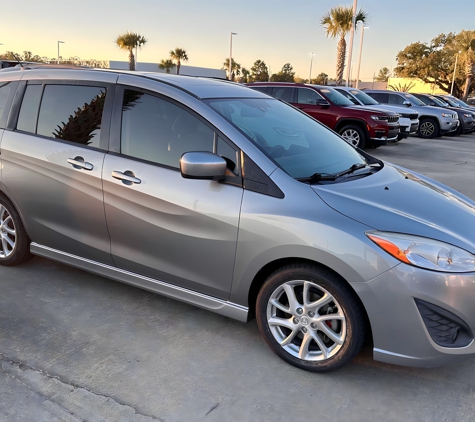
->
[256,263,366,372]
[0,195,32,266]
[338,125,366,149]
[417,118,440,139]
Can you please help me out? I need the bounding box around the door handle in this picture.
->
[67,156,93,171]
[111,170,141,185]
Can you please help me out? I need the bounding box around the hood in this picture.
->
[312,163,475,253]
[351,105,397,115]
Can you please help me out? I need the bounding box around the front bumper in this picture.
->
[461,117,475,133]
[353,263,475,367]
[440,119,459,134]
[370,124,400,144]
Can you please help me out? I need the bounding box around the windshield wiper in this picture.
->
[299,163,370,183]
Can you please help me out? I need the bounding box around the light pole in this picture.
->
[229,32,237,81]
[450,52,460,95]
[309,53,315,83]
[57,41,65,64]
[355,23,369,89]
[349,61,356,86]
[345,0,358,86]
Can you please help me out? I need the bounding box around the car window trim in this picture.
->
[110,84,244,182]
[10,79,115,152]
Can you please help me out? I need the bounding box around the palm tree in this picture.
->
[169,48,188,75]
[159,59,175,74]
[222,58,241,81]
[321,6,368,86]
[452,30,475,100]
[115,32,147,71]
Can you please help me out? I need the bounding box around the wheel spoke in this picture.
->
[283,283,300,313]
[307,293,333,311]
[310,330,329,359]
[270,298,290,314]
[2,234,14,249]
[315,313,345,323]
[318,323,344,345]
[3,225,15,236]
[302,281,310,307]
[0,205,5,223]
[280,329,299,346]
[2,236,11,255]
[268,316,295,331]
[298,333,313,360]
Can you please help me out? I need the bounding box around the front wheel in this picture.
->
[256,264,366,372]
[338,125,366,149]
[417,118,440,139]
[0,196,31,266]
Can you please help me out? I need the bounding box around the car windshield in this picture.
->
[454,98,470,107]
[429,96,448,107]
[204,98,370,181]
[316,87,355,106]
[440,96,459,107]
[404,94,426,106]
[350,90,379,105]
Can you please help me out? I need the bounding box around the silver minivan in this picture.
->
[1,66,475,372]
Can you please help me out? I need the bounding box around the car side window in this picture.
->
[217,136,239,175]
[296,88,323,105]
[388,94,405,106]
[0,82,12,126]
[251,86,269,94]
[17,85,43,133]
[270,87,294,103]
[368,93,388,103]
[120,90,214,169]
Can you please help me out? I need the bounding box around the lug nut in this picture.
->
[308,311,315,318]
[310,323,317,330]
[301,327,307,333]
[296,308,303,315]
[293,318,299,324]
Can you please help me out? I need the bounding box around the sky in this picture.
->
[2,0,474,81]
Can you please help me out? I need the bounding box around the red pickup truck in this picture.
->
[246,82,400,149]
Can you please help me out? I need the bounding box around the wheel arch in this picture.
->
[246,257,372,344]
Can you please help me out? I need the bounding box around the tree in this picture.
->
[388,82,416,92]
[271,63,295,82]
[250,60,269,82]
[450,30,475,100]
[321,6,368,86]
[222,58,241,81]
[169,48,188,75]
[394,32,474,98]
[159,59,175,73]
[240,67,250,83]
[0,51,45,62]
[375,67,391,82]
[115,32,147,71]
[313,72,329,85]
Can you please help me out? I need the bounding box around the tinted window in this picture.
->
[388,94,406,106]
[334,89,360,105]
[121,90,214,168]
[35,85,106,148]
[318,88,354,106]
[297,88,323,105]
[271,87,294,103]
[17,85,43,133]
[251,86,269,94]
[0,83,11,125]
[367,93,388,103]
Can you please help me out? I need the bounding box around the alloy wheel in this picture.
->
[340,129,360,147]
[0,205,16,258]
[419,121,435,137]
[266,280,347,361]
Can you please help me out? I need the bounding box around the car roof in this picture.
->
[0,66,267,100]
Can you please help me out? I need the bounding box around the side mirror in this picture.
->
[403,101,412,107]
[180,152,227,180]
[316,99,330,107]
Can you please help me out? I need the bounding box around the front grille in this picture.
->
[415,299,473,348]
[387,116,399,123]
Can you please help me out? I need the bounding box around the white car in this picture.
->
[335,87,419,141]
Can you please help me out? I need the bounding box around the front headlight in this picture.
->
[366,231,475,272]
[463,113,473,118]
[371,115,387,121]
[441,112,454,118]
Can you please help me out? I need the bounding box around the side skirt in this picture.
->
[30,243,249,322]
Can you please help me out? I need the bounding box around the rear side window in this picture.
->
[270,87,294,103]
[37,85,106,148]
[17,85,43,133]
[367,92,388,103]
[121,90,214,168]
[0,82,12,126]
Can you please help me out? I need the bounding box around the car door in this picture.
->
[102,85,243,299]
[1,79,116,265]
[293,87,335,128]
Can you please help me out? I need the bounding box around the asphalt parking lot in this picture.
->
[1,133,475,422]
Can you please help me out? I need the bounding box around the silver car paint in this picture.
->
[1,68,475,368]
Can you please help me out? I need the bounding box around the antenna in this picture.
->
[10,52,24,68]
